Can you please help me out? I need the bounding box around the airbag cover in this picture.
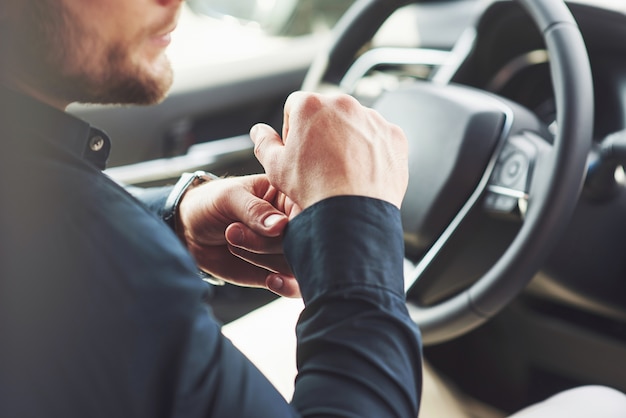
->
[373,82,505,258]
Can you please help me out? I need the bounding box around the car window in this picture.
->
[186,0,357,37]
[77,0,479,170]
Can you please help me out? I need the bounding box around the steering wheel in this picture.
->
[303,0,593,344]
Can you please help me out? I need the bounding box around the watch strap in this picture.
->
[162,170,218,230]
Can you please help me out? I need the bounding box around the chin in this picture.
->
[97,63,173,106]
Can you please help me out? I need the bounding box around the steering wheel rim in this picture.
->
[303,0,594,345]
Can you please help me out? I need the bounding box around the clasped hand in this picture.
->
[176,92,408,298]
[177,174,301,298]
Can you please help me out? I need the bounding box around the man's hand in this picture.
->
[250,92,409,210]
[177,174,301,297]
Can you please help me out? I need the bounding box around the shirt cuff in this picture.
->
[284,196,405,305]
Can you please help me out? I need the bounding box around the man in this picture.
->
[0,0,422,417]
[5,1,624,417]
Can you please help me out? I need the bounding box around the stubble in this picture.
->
[4,0,173,106]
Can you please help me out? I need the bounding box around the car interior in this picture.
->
[70,0,626,416]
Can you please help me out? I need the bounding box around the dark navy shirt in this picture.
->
[0,87,422,417]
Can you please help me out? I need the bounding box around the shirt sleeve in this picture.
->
[3,174,422,418]
[128,186,423,415]
[284,196,423,418]
[174,196,422,418]
[125,184,174,221]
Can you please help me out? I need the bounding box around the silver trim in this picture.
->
[431,27,477,85]
[105,135,254,186]
[339,47,450,93]
[404,100,515,293]
[486,185,529,199]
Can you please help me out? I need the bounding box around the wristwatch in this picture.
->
[162,170,219,230]
[163,171,226,287]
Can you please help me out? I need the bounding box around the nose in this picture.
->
[157,0,183,6]
[156,0,184,16]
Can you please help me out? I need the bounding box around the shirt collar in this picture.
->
[0,85,111,170]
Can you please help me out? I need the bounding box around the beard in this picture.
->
[4,0,173,106]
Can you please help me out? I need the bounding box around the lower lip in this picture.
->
[152,33,172,48]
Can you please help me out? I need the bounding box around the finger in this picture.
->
[225,223,285,254]
[266,274,301,298]
[283,195,302,219]
[227,245,293,277]
[194,245,295,294]
[250,123,283,169]
[217,185,289,237]
[195,246,300,298]
[195,246,273,287]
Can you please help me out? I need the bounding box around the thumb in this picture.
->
[250,123,283,169]
[225,188,288,237]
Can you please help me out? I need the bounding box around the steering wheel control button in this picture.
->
[483,184,529,219]
[489,134,538,194]
[484,192,517,213]
[499,152,528,187]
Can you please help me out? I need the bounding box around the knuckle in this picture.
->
[299,92,324,114]
[392,124,408,143]
[253,134,268,159]
[331,93,359,112]
[253,143,262,159]
[244,197,271,220]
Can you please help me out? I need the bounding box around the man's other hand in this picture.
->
[177,174,301,298]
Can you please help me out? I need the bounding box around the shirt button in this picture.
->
[89,135,105,152]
